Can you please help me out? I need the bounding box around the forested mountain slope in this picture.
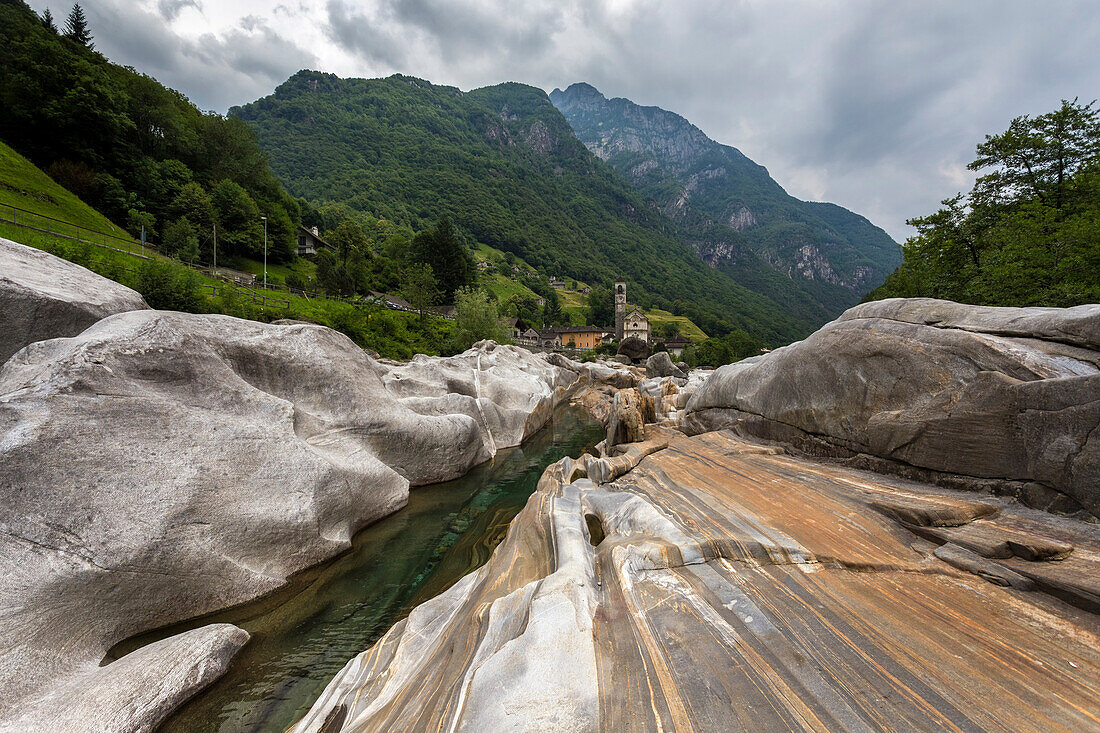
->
[0,0,301,261]
[550,82,900,314]
[233,71,823,342]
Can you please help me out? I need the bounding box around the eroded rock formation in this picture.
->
[0,309,582,732]
[291,429,1100,733]
[684,298,1100,518]
[645,350,686,379]
[0,238,148,364]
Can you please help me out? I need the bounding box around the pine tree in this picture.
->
[41,8,58,32]
[64,4,93,49]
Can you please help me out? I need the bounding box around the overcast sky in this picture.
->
[32,0,1100,241]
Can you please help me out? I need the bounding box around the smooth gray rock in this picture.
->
[383,341,578,467]
[0,312,576,732]
[544,352,637,390]
[645,351,686,379]
[684,298,1100,517]
[0,238,148,365]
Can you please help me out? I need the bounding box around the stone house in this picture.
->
[296,226,330,256]
[554,326,614,351]
[536,328,561,348]
[663,334,692,358]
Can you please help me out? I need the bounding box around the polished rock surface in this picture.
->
[0,311,579,732]
[0,238,148,365]
[291,429,1100,732]
[684,298,1100,517]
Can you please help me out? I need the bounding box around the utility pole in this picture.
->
[261,216,268,289]
[212,223,217,275]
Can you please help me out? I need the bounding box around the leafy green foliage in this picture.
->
[586,286,614,326]
[409,216,474,299]
[64,3,92,49]
[683,329,766,369]
[450,287,511,351]
[0,0,298,263]
[869,99,1100,306]
[401,262,439,322]
[233,71,821,345]
[162,216,199,263]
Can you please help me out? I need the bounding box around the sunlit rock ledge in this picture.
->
[0,237,149,364]
[292,428,1100,733]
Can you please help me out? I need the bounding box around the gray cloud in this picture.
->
[23,0,1100,241]
[156,0,200,22]
[28,0,318,113]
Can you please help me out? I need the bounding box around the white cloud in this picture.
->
[24,0,1100,241]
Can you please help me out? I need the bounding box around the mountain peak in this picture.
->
[549,82,606,107]
[551,87,900,300]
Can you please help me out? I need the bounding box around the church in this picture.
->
[615,280,650,343]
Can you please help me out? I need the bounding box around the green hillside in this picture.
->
[0,0,301,263]
[0,140,128,235]
[550,83,901,317]
[0,140,450,360]
[232,71,818,344]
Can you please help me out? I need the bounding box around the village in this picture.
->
[298,224,696,358]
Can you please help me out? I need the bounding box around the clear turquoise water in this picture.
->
[138,406,602,732]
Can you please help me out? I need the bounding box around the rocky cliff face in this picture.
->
[684,297,1100,518]
[550,83,900,306]
[0,257,593,733]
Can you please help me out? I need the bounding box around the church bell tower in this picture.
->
[614,279,626,341]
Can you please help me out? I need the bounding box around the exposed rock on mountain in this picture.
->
[291,429,1100,733]
[0,238,148,364]
[0,287,589,731]
[684,298,1100,517]
[233,71,831,343]
[551,83,900,316]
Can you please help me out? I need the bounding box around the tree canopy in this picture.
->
[869,99,1100,307]
[450,287,511,351]
[409,217,474,300]
[64,4,92,48]
[0,0,299,263]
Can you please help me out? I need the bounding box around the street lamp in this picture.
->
[261,216,268,289]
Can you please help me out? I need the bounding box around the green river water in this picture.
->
[125,406,602,733]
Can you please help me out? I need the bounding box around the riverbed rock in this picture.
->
[684,298,1100,517]
[291,429,1100,733]
[616,336,649,362]
[0,311,578,731]
[383,341,577,466]
[645,351,685,379]
[605,388,654,449]
[0,238,148,365]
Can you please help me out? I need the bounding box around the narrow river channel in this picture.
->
[115,406,602,733]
